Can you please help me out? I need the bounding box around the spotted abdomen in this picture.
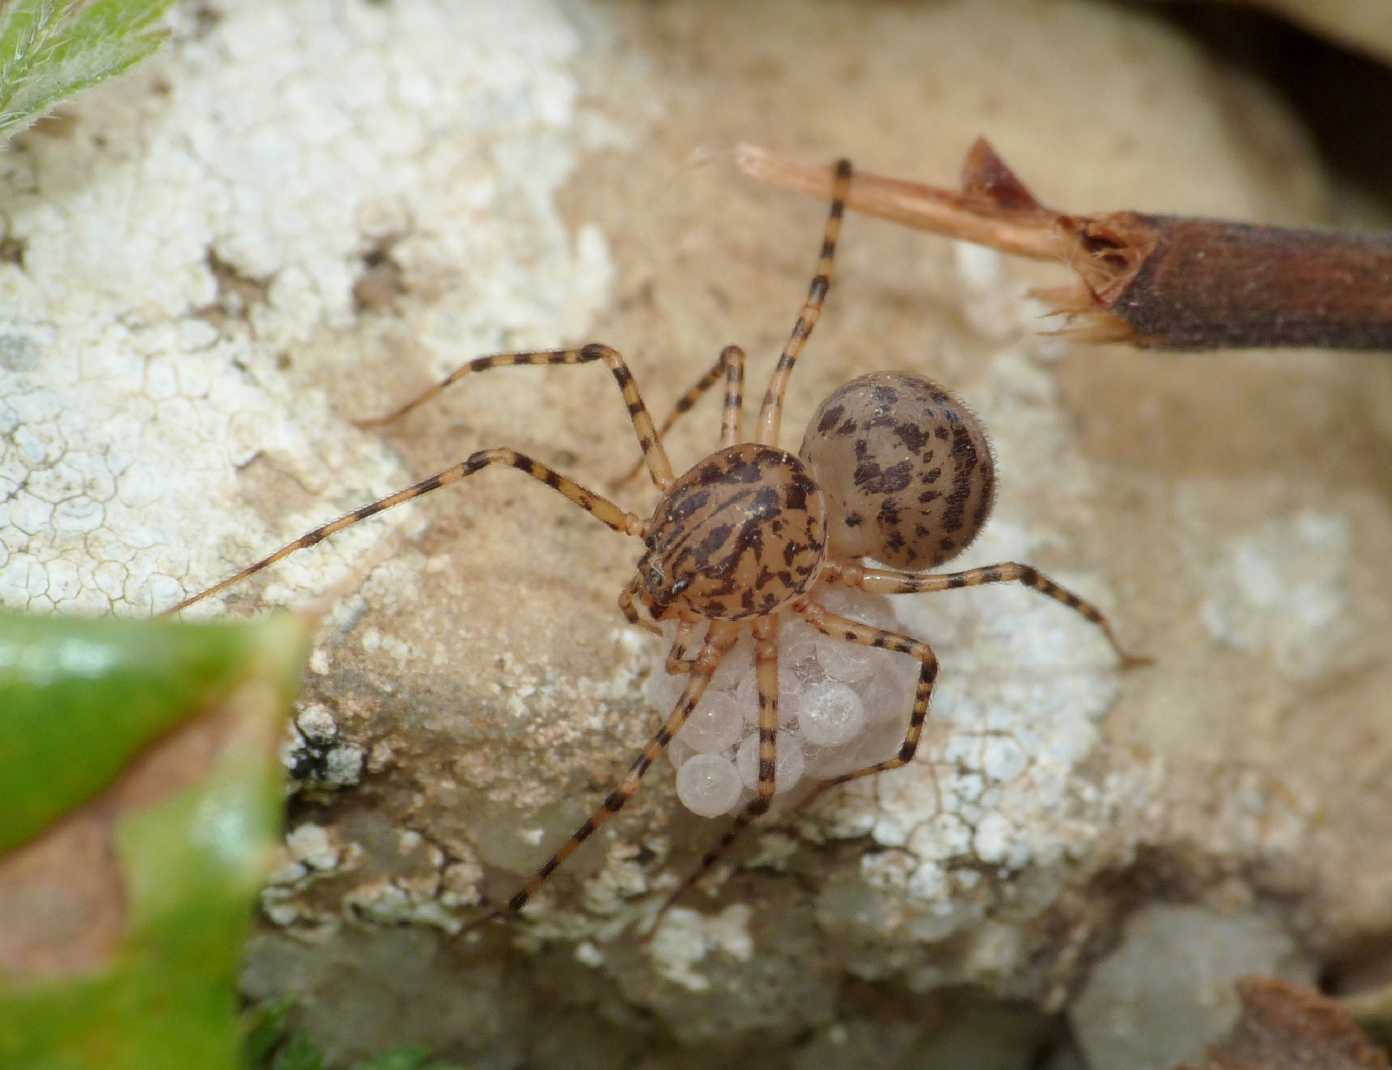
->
[640,444,827,621]
[799,372,995,570]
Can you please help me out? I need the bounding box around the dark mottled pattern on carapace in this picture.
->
[640,444,826,620]
[799,372,995,569]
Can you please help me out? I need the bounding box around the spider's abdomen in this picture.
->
[641,444,827,621]
[799,372,995,570]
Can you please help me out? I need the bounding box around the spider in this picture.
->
[165,159,1144,930]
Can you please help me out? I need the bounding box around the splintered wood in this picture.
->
[738,141,1392,352]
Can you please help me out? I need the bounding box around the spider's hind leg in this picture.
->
[467,623,741,930]
[844,560,1150,667]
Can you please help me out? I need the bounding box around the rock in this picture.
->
[3,0,1391,1067]
[1177,976,1391,1070]
[1069,905,1314,1070]
[791,997,1053,1070]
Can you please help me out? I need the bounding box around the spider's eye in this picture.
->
[647,565,664,590]
[644,534,657,550]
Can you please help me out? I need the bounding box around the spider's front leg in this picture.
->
[619,578,705,673]
[166,344,679,614]
[163,449,644,614]
[619,576,662,636]
[662,618,703,675]
[613,344,748,488]
[756,159,852,446]
[355,343,677,492]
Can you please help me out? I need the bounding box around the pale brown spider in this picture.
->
[165,160,1144,930]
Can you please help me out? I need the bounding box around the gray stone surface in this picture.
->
[1070,904,1314,1070]
[2,1,1391,1067]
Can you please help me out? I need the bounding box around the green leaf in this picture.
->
[0,613,297,854]
[0,610,309,1070]
[351,1050,430,1070]
[351,1048,471,1070]
[0,0,175,141]
[241,1007,475,1070]
[242,1000,297,1068]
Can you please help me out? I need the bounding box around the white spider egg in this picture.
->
[675,753,744,818]
[797,679,866,746]
[676,689,746,753]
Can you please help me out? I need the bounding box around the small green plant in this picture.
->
[244,1003,472,1070]
[0,0,174,141]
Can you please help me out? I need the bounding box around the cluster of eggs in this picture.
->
[643,587,920,817]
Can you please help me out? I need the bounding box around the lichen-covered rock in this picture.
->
[3,1,1391,1067]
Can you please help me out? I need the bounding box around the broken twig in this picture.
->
[738,141,1392,351]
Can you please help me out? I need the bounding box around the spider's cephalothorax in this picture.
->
[639,444,826,621]
[164,157,1144,935]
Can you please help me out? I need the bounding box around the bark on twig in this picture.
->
[738,141,1392,352]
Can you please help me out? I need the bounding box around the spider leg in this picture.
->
[355,344,676,491]
[718,345,748,447]
[618,579,700,667]
[162,449,643,615]
[835,560,1150,667]
[467,623,741,930]
[793,597,941,811]
[645,615,779,936]
[612,344,747,488]
[619,577,661,636]
[665,618,703,674]
[756,159,852,447]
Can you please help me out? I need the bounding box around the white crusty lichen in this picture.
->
[0,0,610,618]
[1199,509,1351,679]
[260,820,363,930]
[648,904,754,993]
